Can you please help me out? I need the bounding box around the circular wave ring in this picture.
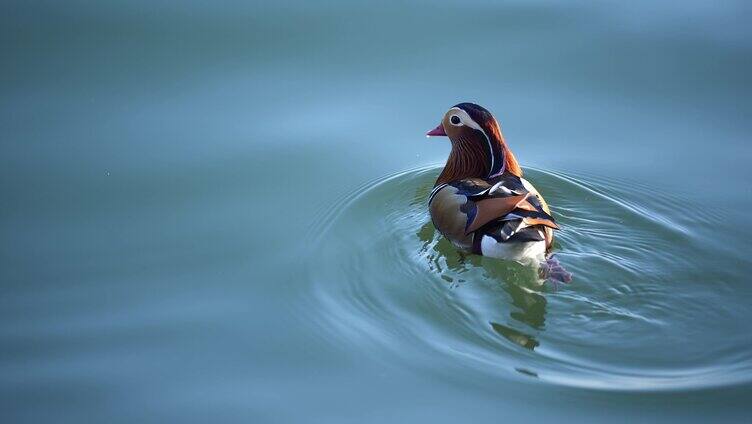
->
[303,166,752,391]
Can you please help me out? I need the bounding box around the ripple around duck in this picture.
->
[302,165,752,391]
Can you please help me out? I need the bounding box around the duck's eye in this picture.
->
[450,115,461,125]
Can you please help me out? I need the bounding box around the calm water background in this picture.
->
[2,1,752,422]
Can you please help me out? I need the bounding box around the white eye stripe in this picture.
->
[447,107,483,131]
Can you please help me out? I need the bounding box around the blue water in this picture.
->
[2,1,752,422]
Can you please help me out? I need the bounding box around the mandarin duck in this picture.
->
[426,103,571,283]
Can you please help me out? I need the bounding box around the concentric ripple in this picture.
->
[303,166,752,391]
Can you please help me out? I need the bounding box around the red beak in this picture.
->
[426,123,447,137]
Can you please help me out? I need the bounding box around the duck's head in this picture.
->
[427,102,522,186]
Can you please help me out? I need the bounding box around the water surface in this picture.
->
[2,1,752,422]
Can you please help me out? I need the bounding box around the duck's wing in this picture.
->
[429,175,558,249]
[465,195,532,233]
[473,175,558,244]
[459,175,558,235]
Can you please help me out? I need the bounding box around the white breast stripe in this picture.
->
[428,183,448,204]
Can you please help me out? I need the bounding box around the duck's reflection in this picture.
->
[417,220,547,350]
[490,322,539,350]
[484,261,547,351]
[417,220,477,281]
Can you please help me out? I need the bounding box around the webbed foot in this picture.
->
[540,255,572,289]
